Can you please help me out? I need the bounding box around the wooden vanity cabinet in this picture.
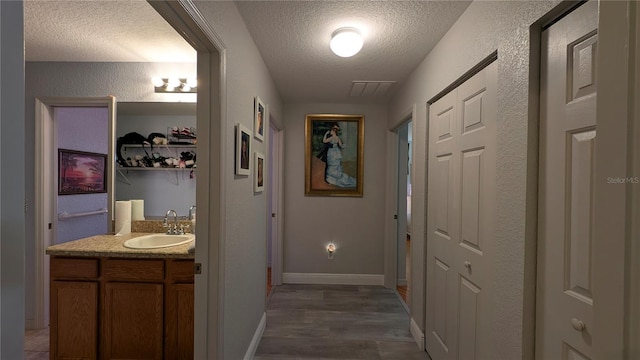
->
[50,257,194,360]
[50,258,100,359]
[165,260,195,360]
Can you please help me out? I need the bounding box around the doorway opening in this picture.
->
[396,120,412,305]
[267,115,284,298]
[33,97,116,332]
[30,1,225,358]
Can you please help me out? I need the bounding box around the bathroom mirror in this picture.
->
[114,102,197,220]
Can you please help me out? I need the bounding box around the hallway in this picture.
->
[255,284,427,360]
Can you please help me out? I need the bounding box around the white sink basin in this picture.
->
[124,233,195,249]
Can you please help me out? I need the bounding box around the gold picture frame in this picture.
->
[305,114,364,197]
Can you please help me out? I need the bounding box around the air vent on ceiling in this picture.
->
[350,81,396,97]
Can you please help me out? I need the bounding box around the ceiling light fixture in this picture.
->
[330,27,363,58]
[153,77,197,93]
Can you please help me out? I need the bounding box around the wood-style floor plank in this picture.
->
[256,284,428,360]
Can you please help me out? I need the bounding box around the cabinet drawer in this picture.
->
[167,260,195,283]
[51,257,99,279]
[104,259,164,281]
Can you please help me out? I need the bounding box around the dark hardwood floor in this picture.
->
[255,284,428,360]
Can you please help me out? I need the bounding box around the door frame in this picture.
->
[629,2,640,357]
[530,1,638,358]
[592,1,636,357]
[384,105,415,292]
[268,120,284,286]
[136,1,227,357]
[33,96,116,329]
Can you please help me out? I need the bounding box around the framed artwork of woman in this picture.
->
[304,114,364,197]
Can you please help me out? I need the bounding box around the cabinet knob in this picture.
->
[464,261,471,269]
[570,318,586,332]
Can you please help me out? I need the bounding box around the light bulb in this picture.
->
[167,77,180,90]
[330,28,363,57]
[152,76,164,87]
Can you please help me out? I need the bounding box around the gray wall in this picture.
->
[193,1,283,358]
[24,61,196,324]
[387,1,560,358]
[1,0,26,357]
[283,103,387,276]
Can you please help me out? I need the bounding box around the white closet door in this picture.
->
[425,61,497,360]
[536,1,598,359]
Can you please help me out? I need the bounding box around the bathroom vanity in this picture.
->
[46,233,194,360]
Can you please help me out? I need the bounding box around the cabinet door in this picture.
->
[165,283,195,360]
[103,282,164,360]
[50,281,98,360]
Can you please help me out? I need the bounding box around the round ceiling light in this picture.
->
[330,27,363,57]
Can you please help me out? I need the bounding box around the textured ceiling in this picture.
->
[24,0,196,63]
[24,0,471,103]
[235,1,472,103]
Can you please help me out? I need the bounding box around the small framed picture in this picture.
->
[58,149,107,195]
[254,96,266,142]
[236,123,251,176]
[254,152,265,192]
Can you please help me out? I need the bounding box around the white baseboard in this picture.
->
[283,272,384,286]
[410,317,425,351]
[397,278,408,286]
[243,312,266,360]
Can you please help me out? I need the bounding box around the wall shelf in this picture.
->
[121,144,196,149]
[117,167,196,171]
[117,167,195,186]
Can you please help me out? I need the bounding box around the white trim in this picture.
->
[243,312,266,360]
[384,130,399,289]
[593,2,633,357]
[410,317,425,351]
[269,125,284,286]
[34,96,115,330]
[148,1,227,358]
[629,2,640,358]
[283,273,384,286]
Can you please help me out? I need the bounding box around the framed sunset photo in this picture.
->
[58,149,107,195]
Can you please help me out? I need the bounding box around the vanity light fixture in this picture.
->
[330,27,363,58]
[153,77,197,93]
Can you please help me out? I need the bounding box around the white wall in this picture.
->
[387,1,560,358]
[24,61,196,325]
[192,2,283,358]
[1,0,26,357]
[283,103,387,278]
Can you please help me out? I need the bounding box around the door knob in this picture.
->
[570,318,586,332]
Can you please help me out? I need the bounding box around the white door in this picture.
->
[425,62,497,360]
[536,1,598,359]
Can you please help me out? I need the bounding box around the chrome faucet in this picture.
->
[188,205,197,220]
[163,209,181,234]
